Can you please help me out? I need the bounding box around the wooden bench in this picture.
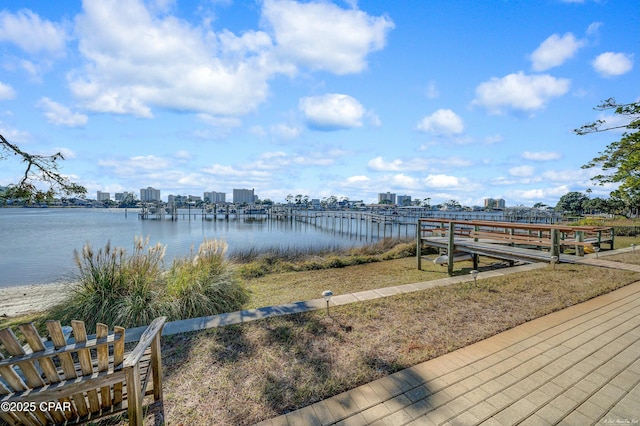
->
[0,316,166,426]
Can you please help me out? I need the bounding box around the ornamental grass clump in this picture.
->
[164,239,248,320]
[51,236,165,330]
[50,237,247,329]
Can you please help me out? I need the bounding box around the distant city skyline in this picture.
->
[0,1,638,207]
[92,187,512,207]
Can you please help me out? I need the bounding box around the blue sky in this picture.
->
[0,0,638,206]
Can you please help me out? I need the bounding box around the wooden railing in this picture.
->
[417,219,614,274]
[0,317,166,426]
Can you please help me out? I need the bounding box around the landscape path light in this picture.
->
[322,290,333,317]
[470,270,479,286]
[550,256,559,270]
[632,244,636,253]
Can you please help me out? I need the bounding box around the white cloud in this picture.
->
[270,123,302,140]
[367,155,471,173]
[175,150,192,161]
[522,151,561,161]
[70,0,275,117]
[425,81,439,99]
[592,52,633,77]
[530,33,584,71]
[249,125,267,138]
[299,93,365,130]
[507,185,570,203]
[0,122,30,144]
[416,109,464,135]
[98,155,173,179]
[484,134,503,144]
[586,22,602,37]
[0,82,16,100]
[472,72,570,114]
[389,173,418,188]
[509,165,535,177]
[261,0,394,74]
[367,111,382,127]
[368,156,426,172]
[36,97,88,127]
[0,9,67,56]
[346,175,370,184]
[197,114,242,129]
[424,174,467,188]
[68,0,391,119]
[541,168,595,183]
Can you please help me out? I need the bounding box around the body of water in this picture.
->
[0,208,372,288]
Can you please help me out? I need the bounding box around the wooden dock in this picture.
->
[417,219,614,275]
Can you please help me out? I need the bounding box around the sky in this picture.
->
[0,0,638,207]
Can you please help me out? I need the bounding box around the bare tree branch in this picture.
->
[0,133,86,203]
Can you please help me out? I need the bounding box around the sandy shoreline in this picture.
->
[0,282,75,317]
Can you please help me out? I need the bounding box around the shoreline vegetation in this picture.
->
[0,237,421,323]
[2,236,640,424]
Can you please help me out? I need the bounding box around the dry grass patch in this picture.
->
[149,263,639,425]
[244,255,504,308]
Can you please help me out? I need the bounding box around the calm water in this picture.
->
[0,208,370,288]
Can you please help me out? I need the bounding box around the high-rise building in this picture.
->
[140,187,161,202]
[233,188,255,204]
[397,195,412,206]
[484,198,506,209]
[115,192,127,201]
[204,191,226,203]
[96,191,110,201]
[378,192,396,205]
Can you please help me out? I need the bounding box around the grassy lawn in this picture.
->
[243,254,504,309]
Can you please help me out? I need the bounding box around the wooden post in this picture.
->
[126,364,143,426]
[417,220,422,270]
[151,332,163,402]
[576,231,584,256]
[447,221,455,276]
[611,227,615,249]
[551,228,560,258]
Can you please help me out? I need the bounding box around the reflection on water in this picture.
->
[0,208,379,287]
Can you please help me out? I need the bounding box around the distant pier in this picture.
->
[137,204,563,241]
[137,204,267,221]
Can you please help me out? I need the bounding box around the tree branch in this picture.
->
[0,133,86,203]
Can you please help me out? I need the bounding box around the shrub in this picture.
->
[381,242,416,260]
[50,236,165,330]
[50,237,248,329]
[164,239,248,319]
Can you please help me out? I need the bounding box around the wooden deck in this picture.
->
[417,219,614,275]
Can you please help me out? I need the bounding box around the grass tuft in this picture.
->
[49,237,247,329]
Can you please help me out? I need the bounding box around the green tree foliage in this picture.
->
[575,98,640,196]
[555,191,589,214]
[582,197,609,215]
[0,133,86,203]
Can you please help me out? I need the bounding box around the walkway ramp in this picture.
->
[573,257,640,272]
[424,237,583,265]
